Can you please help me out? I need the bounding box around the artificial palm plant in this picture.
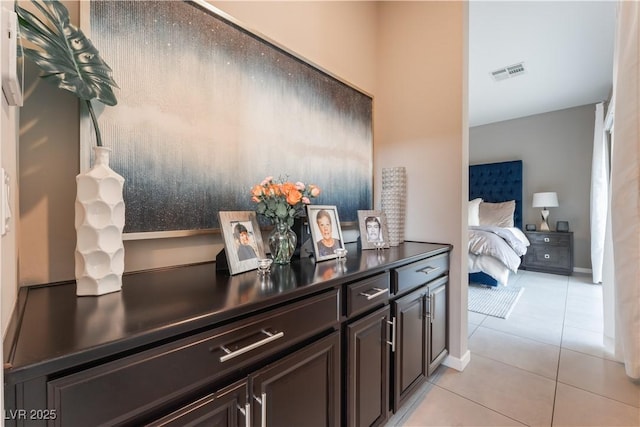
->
[16,0,118,147]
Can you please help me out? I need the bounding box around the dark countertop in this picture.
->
[4,241,451,383]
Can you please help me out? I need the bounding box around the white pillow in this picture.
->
[468,198,482,226]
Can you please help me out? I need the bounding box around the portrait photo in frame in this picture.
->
[357,210,390,249]
[307,205,345,262]
[219,211,266,275]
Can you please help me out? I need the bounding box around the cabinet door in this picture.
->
[251,332,340,427]
[391,286,427,412]
[427,276,448,376]
[147,380,248,427]
[346,306,390,427]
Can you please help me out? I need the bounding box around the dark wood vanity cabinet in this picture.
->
[392,285,428,411]
[4,242,451,427]
[390,255,449,412]
[250,331,341,427]
[346,305,391,427]
[427,276,448,376]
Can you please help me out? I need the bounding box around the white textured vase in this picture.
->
[75,147,125,296]
[381,166,406,246]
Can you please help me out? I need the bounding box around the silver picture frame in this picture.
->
[219,211,266,275]
[307,205,345,262]
[357,210,390,250]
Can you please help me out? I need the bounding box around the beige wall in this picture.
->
[375,1,468,366]
[1,0,19,336]
[14,1,468,364]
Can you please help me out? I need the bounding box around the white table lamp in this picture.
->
[532,192,559,231]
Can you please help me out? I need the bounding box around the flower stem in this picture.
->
[86,100,103,147]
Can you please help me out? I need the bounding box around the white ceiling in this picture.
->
[468,1,617,127]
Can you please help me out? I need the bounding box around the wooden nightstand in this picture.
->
[522,231,573,275]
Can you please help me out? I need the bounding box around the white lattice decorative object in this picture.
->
[381,166,406,246]
[75,147,125,296]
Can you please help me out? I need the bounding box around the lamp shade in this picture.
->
[532,192,559,208]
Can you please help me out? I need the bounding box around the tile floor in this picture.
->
[387,270,640,427]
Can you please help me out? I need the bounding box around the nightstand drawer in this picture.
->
[525,246,571,269]
[527,232,571,246]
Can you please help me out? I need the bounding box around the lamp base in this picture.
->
[539,209,550,231]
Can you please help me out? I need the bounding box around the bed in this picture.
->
[468,160,529,286]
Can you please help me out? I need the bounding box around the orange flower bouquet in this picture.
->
[251,176,320,264]
[251,176,321,227]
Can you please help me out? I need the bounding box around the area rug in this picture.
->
[468,285,524,319]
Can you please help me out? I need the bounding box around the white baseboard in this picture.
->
[443,350,471,372]
[574,267,592,274]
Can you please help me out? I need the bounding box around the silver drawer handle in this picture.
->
[544,254,550,259]
[419,266,440,275]
[359,287,388,300]
[544,237,550,242]
[219,330,284,362]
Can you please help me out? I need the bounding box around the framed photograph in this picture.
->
[307,205,345,262]
[358,210,390,250]
[219,211,266,275]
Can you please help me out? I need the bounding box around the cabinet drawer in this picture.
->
[527,233,571,246]
[525,246,571,269]
[393,253,448,295]
[346,272,390,317]
[47,289,339,427]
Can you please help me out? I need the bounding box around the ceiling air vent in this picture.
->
[491,62,526,82]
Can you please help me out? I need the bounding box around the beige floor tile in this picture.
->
[469,326,560,379]
[558,349,640,408]
[469,310,488,326]
[513,298,566,322]
[553,382,640,427]
[481,311,564,346]
[561,325,618,361]
[567,275,602,297]
[563,303,604,333]
[468,321,481,338]
[518,271,569,288]
[430,355,556,426]
[399,386,526,427]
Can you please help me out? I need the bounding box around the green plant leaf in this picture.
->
[16,0,118,106]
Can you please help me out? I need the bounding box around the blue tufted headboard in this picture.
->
[469,160,523,229]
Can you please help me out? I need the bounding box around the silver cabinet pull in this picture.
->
[386,317,396,352]
[544,237,550,242]
[431,295,435,324]
[359,287,388,300]
[544,254,550,259]
[219,330,284,362]
[254,393,267,427]
[419,266,440,275]
[238,402,251,427]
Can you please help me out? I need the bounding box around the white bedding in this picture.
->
[468,226,530,286]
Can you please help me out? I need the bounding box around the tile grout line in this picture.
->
[550,275,571,427]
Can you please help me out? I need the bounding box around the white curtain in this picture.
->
[609,0,640,379]
[590,102,608,284]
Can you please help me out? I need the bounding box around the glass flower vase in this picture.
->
[268,220,297,264]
